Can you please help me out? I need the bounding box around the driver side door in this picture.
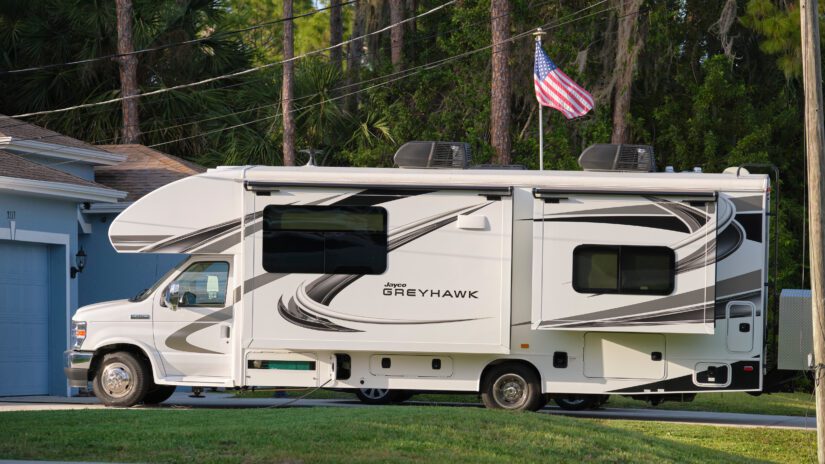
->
[153,259,233,379]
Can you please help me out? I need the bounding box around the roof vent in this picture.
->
[394,141,472,169]
[578,144,655,172]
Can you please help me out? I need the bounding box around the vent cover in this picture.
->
[394,141,472,169]
[578,144,655,172]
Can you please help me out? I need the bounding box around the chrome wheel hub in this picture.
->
[493,374,527,408]
[101,362,133,398]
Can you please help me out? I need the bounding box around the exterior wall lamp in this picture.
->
[70,247,87,279]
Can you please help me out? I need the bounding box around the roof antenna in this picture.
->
[299,148,322,167]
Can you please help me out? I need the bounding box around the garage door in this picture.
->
[0,241,50,396]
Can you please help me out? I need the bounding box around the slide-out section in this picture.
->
[532,192,717,334]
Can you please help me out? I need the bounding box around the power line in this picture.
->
[2,0,614,160]
[0,0,357,76]
[4,0,458,120]
[145,2,614,150]
[0,0,592,138]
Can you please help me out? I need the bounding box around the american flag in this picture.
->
[534,42,594,119]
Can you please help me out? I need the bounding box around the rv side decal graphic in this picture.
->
[275,200,494,332]
[164,306,233,354]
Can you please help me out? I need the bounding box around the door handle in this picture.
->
[220,325,231,339]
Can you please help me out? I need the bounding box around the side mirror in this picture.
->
[165,282,182,310]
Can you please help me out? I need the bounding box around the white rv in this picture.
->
[65,143,773,410]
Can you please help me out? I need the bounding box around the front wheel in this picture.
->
[481,364,543,411]
[92,352,151,407]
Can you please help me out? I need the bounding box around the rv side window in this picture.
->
[262,205,388,275]
[573,245,674,295]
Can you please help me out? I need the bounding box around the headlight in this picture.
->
[71,321,87,349]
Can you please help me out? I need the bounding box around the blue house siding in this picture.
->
[78,213,182,306]
[20,154,96,182]
[0,191,78,396]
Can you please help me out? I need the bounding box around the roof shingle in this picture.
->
[0,149,116,190]
[95,144,206,201]
[0,114,105,152]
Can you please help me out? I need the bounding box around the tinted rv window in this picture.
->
[573,245,674,295]
[262,205,388,274]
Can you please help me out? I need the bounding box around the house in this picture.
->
[0,117,203,396]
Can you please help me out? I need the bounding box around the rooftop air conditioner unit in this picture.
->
[578,144,655,172]
[394,141,472,169]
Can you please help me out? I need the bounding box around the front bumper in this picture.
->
[64,350,93,388]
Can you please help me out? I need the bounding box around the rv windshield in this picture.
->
[129,257,188,302]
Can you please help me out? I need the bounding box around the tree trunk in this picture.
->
[389,0,404,71]
[115,0,140,144]
[490,0,511,165]
[282,0,296,166]
[330,0,343,73]
[347,0,366,112]
[610,0,644,145]
[405,0,417,61]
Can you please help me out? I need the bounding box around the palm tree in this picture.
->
[282,0,296,166]
[0,0,272,166]
[115,0,140,143]
[329,0,343,74]
[389,0,404,71]
[490,0,511,164]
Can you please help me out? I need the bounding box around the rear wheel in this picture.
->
[553,394,599,411]
[92,352,151,407]
[143,385,176,405]
[481,364,543,411]
[354,388,411,405]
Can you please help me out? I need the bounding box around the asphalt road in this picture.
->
[0,392,815,430]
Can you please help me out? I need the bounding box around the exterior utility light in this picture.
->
[71,247,87,278]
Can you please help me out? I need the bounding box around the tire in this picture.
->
[92,351,151,407]
[553,394,598,411]
[354,388,410,405]
[481,363,543,411]
[143,385,176,405]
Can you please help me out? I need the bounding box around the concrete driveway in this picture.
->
[0,392,815,430]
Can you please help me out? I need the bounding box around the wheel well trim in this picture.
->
[478,358,544,393]
[89,339,164,384]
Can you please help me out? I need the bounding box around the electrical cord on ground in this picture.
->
[266,378,334,409]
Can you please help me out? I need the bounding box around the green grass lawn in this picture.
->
[0,407,814,463]
[606,391,816,417]
[235,388,815,417]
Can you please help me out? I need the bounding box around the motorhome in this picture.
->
[65,143,783,410]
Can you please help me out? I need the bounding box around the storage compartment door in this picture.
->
[584,333,665,380]
[726,301,755,352]
[533,193,717,334]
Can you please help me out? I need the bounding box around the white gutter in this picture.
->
[85,201,132,214]
[0,176,127,203]
[0,137,126,166]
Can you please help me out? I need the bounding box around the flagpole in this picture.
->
[534,28,546,171]
[539,105,544,171]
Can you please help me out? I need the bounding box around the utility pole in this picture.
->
[800,1,825,462]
